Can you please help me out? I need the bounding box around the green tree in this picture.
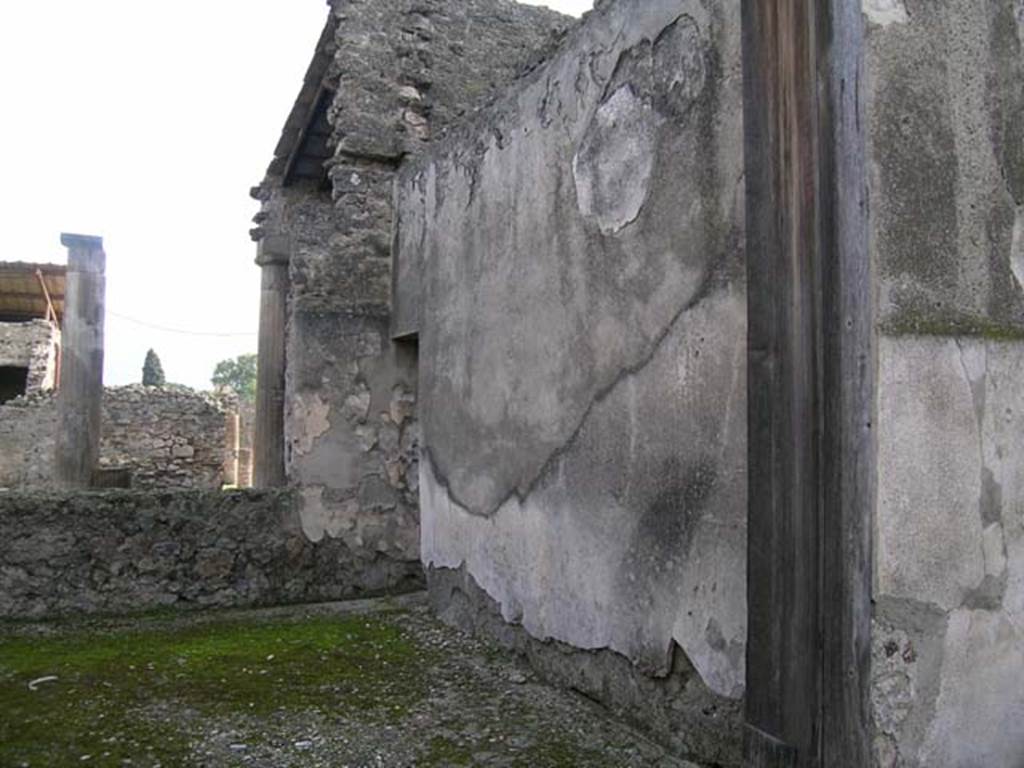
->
[212,354,257,401]
[142,349,166,386]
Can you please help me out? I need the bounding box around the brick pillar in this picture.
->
[253,235,289,488]
[54,233,106,488]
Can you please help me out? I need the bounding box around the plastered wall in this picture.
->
[396,0,747,718]
[866,2,1024,766]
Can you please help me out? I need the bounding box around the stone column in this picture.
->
[253,235,289,488]
[54,233,106,488]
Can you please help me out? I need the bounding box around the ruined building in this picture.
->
[251,1,1024,766]
[0,241,239,490]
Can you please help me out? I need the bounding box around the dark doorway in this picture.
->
[0,366,29,404]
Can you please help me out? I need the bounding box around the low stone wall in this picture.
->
[0,385,231,489]
[0,489,424,619]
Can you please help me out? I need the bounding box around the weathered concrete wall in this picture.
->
[251,1,571,561]
[0,488,423,619]
[395,0,746,761]
[0,385,231,490]
[866,3,1024,767]
[0,319,59,394]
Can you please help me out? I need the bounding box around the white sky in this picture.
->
[0,0,591,390]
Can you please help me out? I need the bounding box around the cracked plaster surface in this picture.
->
[876,336,1024,767]
[402,0,746,703]
[422,288,747,698]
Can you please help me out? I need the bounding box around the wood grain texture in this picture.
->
[54,239,106,489]
[741,1,873,765]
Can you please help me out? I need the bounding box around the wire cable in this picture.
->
[106,309,257,338]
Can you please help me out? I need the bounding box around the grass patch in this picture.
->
[0,613,429,766]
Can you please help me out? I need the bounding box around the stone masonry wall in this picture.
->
[0,488,424,619]
[99,385,229,488]
[0,319,59,394]
[0,385,230,490]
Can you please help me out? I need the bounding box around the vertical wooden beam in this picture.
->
[253,236,290,488]
[224,410,241,487]
[54,233,106,488]
[742,1,873,766]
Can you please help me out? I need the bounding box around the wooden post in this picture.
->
[253,236,289,488]
[54,233,106,488]
[742,1,874,766]
[224,410,240,486]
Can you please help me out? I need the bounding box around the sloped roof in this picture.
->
[0,262,66,324]
[265,13,338,185]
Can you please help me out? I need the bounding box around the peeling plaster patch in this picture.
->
[290,393,332,456]
[572,86,659,234]
[572,16,707,236]
[299,486,359,543]
[341,381,372,424]
[863,0,909,27]
[1011,206,1024,290]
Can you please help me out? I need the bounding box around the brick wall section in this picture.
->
[0,489,424,619]
[0,385,233,489]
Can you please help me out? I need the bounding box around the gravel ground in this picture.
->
[0,594,700,767]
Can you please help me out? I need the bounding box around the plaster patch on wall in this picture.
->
[291,393,331,455]
[572,14,707,236]
[917,609,1024,767]
[573,86,659,234]
[877,338,986,610]
[1011,205,1024,290]
[299,486,359,543]
[863,0,908,27]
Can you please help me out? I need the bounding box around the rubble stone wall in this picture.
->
[0,488,424,619]
[99,385,229,489]
[0,385,232,490]
[0,319,59,394]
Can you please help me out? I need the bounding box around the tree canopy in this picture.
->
[211,354,257,401]
[142,349,166,387]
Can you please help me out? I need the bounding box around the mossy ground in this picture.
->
[1,608,423,766]
[0,597,691,767]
